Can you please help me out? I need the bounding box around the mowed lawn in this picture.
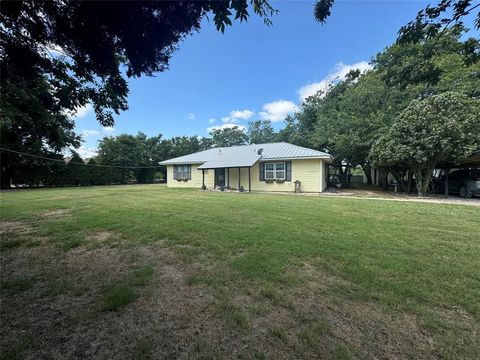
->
[1,185,479,359]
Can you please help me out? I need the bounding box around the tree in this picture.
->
[96,133,149,184]
[292,29,479,187]
[374,28,480,96]
[247,120,276,144]
[276,115,304,146]
[372,92,480,196]
[65,152,91,186]
[313,0,480,40]
[0,1,275,187]
[85,158,101,186]
[0,71,80,188]
[210,126,249,147]
[397,0,480,44]
[1,1,276,126]
[95,132,210,184]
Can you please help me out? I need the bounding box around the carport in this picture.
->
[437,151,480,196]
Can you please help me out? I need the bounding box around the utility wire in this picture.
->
[0,147,164,169]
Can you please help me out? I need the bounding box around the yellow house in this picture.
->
[159,142,333,193]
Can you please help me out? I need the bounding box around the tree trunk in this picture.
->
[407,170,413,194]
[361,164,372,185]
[379,169,389,190]
[345,165,351,186]
[1,166,13,189]
[415,165,434,197]
[390,170,404,192]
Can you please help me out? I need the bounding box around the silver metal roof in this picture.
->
[159,142,332,168]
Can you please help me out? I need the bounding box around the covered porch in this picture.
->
[200,166,253,192]
[197,151,260,192]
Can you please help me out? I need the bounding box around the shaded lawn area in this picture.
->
[1,185,479,359]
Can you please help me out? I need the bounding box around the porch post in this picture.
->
[238,167,241,189]
[202,169,205,188]
[248,167,251,192]
[227,168,230,188]
[444,168,449,196]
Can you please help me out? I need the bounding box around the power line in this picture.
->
[0,147,164,169]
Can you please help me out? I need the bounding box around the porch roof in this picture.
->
[197,153,261,169]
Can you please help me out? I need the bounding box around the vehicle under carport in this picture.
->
[435,151,480,198]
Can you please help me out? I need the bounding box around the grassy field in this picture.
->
[1,185,479,359]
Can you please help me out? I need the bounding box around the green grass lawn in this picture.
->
[1,185,479,359]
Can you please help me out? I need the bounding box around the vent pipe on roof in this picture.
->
[257,148,263,155]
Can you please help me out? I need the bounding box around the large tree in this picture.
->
[210,126,249,147]
[1,1,276,126]
[0,0,275,187]
[314,0,480,39]
[372,92,480,196]
[96,133,151,184]
[374,28,480,97]
[292,29,479,186]
[0,71,80,188]
[247,120,276,144]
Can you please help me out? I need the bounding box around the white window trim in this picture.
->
[264,162,286,180]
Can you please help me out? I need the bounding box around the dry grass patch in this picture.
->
[0,221,32,234]
[1,238,235,359]
[0,221,41,250]
[38,208,72,219]
[84,230,126,249]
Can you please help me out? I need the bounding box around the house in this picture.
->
[159,142,333,192]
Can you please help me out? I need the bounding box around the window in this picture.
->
[173,165,191,180]
[264,162,286,180]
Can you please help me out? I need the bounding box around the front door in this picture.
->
[215,168,225,187]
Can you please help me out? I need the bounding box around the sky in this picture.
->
[74,0,433,158]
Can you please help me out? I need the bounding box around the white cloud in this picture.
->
[230,109,254,121]
[298,61,372,103]
[259,100,298,122]
[207,123,246,133]
[208,118,216,124]
[76,145,98,159]
[220,109,255,123]
[74,103,93,118]
[81,129,100,137]
[102,126,115,134]
[188,112,196,120]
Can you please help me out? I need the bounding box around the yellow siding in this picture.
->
[166,165,214,188]
[167,159,328,192]
[248,158,325,192]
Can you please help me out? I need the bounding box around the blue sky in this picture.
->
[75,0,431,157]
